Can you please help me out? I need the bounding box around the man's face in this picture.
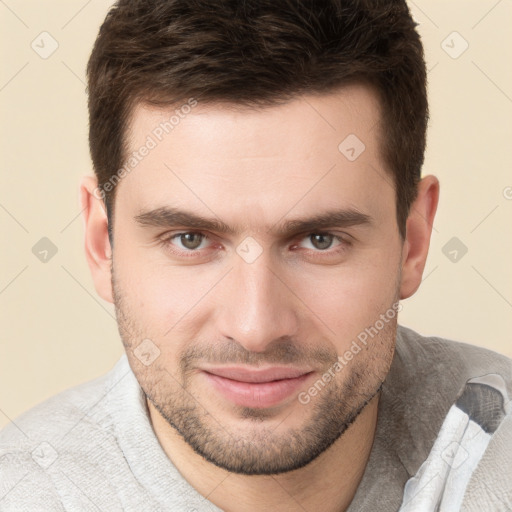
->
[111,85,403,475]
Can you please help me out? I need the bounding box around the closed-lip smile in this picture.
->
[200,366,315,408]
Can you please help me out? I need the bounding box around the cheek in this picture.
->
[293,253,400,344]
[114,226,400,351]
[114,248,221,342]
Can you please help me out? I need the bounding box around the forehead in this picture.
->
[125,84,382,159]
[117,84,394,231]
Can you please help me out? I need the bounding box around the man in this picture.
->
[1,0,511,510]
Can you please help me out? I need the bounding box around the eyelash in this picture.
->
[158,231,351,259]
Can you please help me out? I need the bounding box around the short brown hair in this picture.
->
[87,0,427,239]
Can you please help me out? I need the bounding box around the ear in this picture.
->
[79,175,114,304]
[399,175,439,300]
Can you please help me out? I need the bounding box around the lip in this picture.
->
[201,366,314,409]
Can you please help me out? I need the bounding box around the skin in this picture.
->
[80,84,439,511]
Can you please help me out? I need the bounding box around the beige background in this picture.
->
[1,0,511,429]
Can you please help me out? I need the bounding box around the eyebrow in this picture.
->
[134,206,372,238]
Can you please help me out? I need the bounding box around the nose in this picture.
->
[216,251,300,353]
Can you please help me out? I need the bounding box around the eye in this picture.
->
[165,232,211,252]
[295,233,344,252]
[159,231,349,259]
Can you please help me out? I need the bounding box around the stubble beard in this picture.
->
[112,271,398,475]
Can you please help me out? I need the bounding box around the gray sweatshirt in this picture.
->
[1,325,511,511]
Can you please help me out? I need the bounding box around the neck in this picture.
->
[147,395,379,512]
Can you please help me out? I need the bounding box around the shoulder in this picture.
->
[0,355,129,446]
[0,447,66,510]
[392,325,512,437]
[381,326,512,474]
[0,355,131,509]
[393,327,512,509]
[462,412,512,509]
[395,325,512,393]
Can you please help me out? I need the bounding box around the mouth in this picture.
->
[200,366,314,409]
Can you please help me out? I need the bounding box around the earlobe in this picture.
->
[79,175,114,304]
[399,175,439,300]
